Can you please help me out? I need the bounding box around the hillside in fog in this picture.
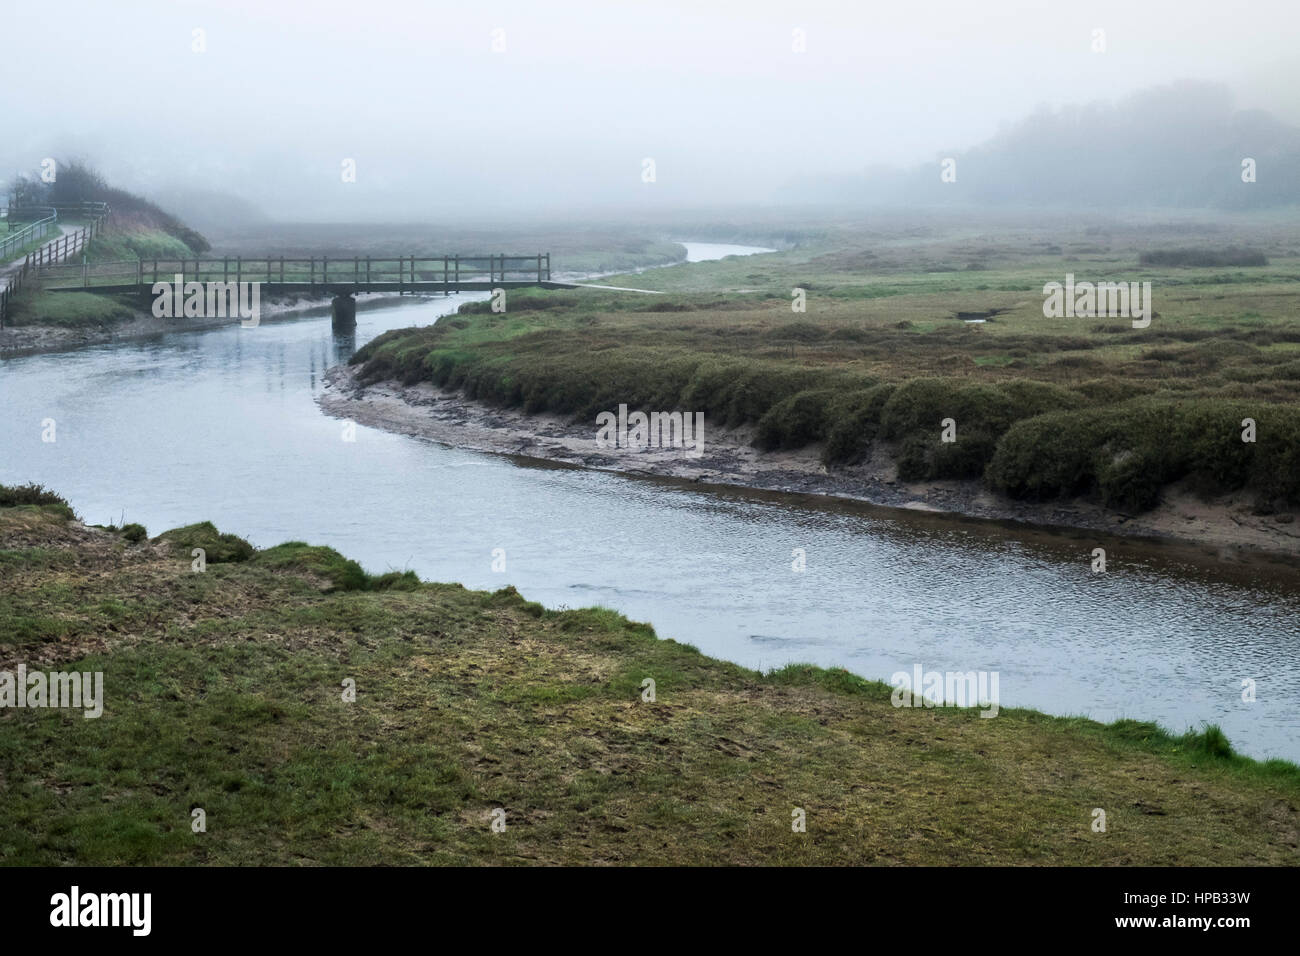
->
[793,82,1300,209]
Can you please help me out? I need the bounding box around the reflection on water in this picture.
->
[333,329,357,364]
[678,241,776,262]
[2,293,1299,760]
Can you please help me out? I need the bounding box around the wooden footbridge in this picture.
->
[34,253,569,296]
[3,205,661,328]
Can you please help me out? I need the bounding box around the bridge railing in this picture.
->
[1,204,110,326]
[36,253,552,291]
[1,208,58,261]
[47,201,111,219]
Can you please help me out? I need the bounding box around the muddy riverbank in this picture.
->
[320,364,1300,562]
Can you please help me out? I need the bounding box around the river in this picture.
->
[2,242,1298,760]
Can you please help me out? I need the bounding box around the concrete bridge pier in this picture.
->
[331,293,357,332]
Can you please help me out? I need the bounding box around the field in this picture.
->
[352,210,1300,523]
[1,487,1297,865]
[203,220,693,276]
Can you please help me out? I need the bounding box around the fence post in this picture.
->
[366,256,371,291]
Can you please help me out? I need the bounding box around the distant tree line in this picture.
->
[800,82,1300,209]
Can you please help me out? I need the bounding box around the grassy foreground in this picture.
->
[1,487,1297,866]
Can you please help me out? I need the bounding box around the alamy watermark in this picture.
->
[152,275,261,327]
[50,886,150,935]
[595,404,705,458]
[891,664,999,717]
[1043,273,1151,328]
[0,664,103,718]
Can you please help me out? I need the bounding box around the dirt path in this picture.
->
[0,222,75,285]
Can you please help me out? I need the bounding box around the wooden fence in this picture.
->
[0,203,110,326]
[0,208,57,261]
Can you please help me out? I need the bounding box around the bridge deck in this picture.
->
[36,254,557,295]
[48,280,578,295]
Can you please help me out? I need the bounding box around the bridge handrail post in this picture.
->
[354,256,358,291]
[310,258,314,291]
[365,255,370,292]
[323,255,327,289]
[443,255,448,296]
[454,254,459,293]
[280,256,284,286]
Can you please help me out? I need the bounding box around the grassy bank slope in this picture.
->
[1,487,1296,865]
[4,159,209,331]
[351,215,1300,521]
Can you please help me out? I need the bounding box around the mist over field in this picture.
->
[4,0,1299,223]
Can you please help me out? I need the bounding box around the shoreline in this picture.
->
[319,363,1300,564]
[4,491,1296,865]
[0,291,439,358]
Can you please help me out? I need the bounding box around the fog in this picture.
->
[4,0,1298,220]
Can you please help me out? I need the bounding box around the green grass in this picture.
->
[85,228,198,263]
[155,522,254,564]
[350,213,1300,517]
[0,228,61,264]
[2,288,138,329]
[1,490,1298,865]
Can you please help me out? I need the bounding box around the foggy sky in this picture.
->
[4,0,1298,220]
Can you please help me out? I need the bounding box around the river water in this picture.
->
[2,243,1298,760]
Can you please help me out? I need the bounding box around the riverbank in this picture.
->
[2,485,1297,865]
[0,291,432,358]
[332,215,1300,560]
[320,364,1300,560]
